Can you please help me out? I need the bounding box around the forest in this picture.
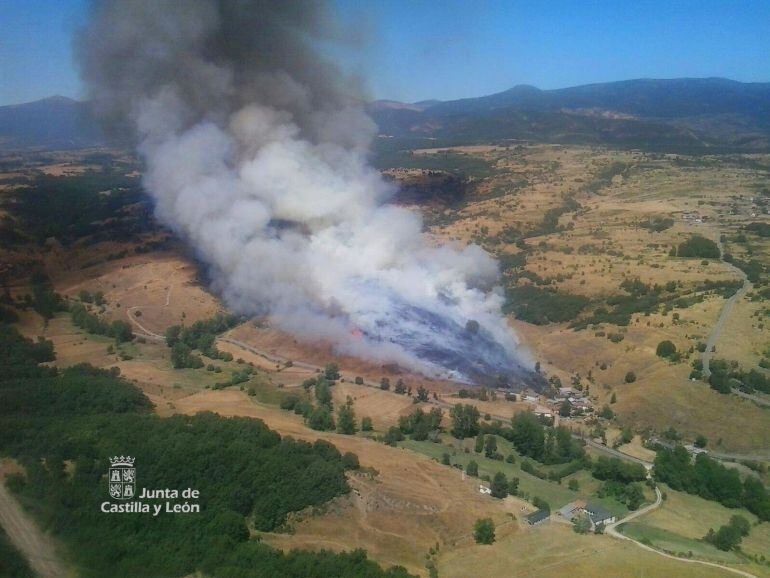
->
[654,446,770,521]
[0,322,412,578]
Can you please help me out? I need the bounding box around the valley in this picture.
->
[1,142,769,577]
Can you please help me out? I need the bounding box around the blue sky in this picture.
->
[2,0,769,106]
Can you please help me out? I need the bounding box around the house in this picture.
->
[557,500,615,529]
[582,502,616,527]
[525,509,550,526]
[557,499,585,520]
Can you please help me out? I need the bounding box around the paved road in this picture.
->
[0,482,68,578]
[606,486,757,578]
[702,238,751,378]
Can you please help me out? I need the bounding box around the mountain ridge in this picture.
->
[3,78,770,151]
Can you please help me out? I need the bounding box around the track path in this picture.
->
[0,482,68,578]
[125,284,172,341]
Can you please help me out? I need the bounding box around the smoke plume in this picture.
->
[78,0,535,385]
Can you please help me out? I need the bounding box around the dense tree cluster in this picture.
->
[3,172,152,246]
[0,324,409,578]
[398,408,443,441]
[597,481,645,510]
[503,285,589,325]
[449,404,481,438]
[0,324,56,378]
[654,446,770,520]
[704,515,751,551]
[592,457,646,484]
[164,313,240,360]
[507,413,585,464]
[673,234,720,259]
[0,525,33,578]
[707,358,770,395]
[70,303,134,343]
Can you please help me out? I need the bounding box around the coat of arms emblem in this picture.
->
[108,456,136,500]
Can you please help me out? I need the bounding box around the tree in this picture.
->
[383,426,404,446]
[394,379,407,394]
[625,483,645,510]
[441,453,451,466]
[573,512,591,534]
[484,435,498,458]
[361,416,373,432]
[170,342,203,369]
[730,515,751,537]
[450,404,480,439]
[474,433,485,453]
[599,405,615,420]
[694,434,708,449]
[473,518,495,545]
[416,386,429,402]
[624,371,637,383]
[490,472,508,499]
[656,340,677,359]
[532,496,550,512]
[341,452,360,470]
[677,234,720,259]
[354,376,364,385]
[568,478,579,491]
[709,523,743,551]
[324,362,340,381]
[336,398,357,435]
[620,427,633,445]
[308,406,335,431]
[109,320,134,344]
[466,461,478,477]
[559,400,572,417]
[507,477,520,496]
[315,381,332,408]
[379,377,390,391]
[510,412,545,459]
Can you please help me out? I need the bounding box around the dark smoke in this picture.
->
[77,0,538,386]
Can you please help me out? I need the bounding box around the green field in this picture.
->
[621,522,742,564]
[399,434,635,516]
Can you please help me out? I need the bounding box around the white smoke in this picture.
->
[78,0,533,383]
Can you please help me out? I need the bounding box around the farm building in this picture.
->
[525,509,550,526]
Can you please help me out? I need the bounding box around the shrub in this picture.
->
[656,340,677,359]
[473,518,495,545]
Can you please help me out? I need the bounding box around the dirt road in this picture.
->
[702,239,751,378]
[0,482,68,578]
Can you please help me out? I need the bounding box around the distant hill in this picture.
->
[368,78,770,151]
[0,96,103,150]
[4,79,770,152]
